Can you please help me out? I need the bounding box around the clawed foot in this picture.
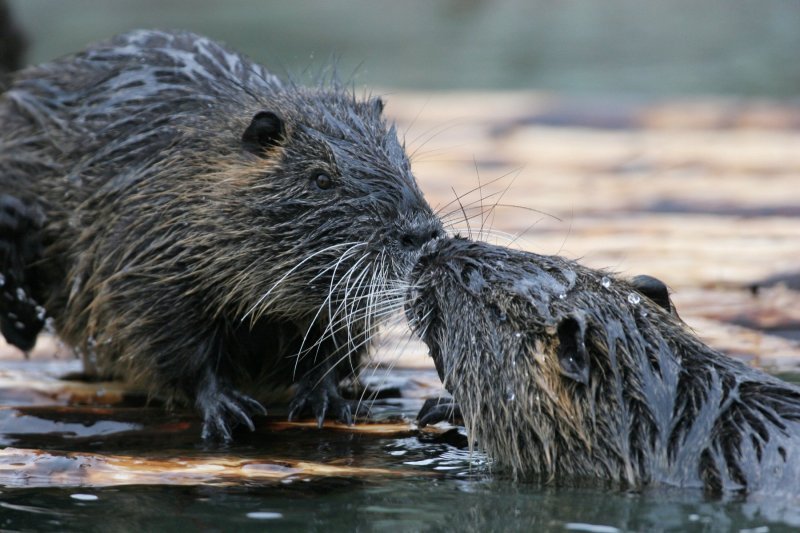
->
[288,371,357,428]
[197,386,266,442]
[417,397,463,427]
[0,194,45,352]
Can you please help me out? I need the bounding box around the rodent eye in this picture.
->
[314,173,333,190]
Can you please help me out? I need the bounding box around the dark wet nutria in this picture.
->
[0,29,442,440]
[407,237,800,494]
[0,0,26,76]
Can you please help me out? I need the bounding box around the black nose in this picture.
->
[399,225,443,251]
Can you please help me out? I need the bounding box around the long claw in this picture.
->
[197,385,265,441]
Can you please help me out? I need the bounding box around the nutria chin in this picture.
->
[0,29,442,441]
[407,237,800,494]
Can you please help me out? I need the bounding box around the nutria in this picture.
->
[0,0,26,76]
[407,237,800,494]
[0,29,442,441]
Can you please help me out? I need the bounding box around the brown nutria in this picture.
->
[0,0,26,77]
[407,237,800,494]
[0,29,442,441]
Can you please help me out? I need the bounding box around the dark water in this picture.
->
[2,378,800,532]
[4,481,800,532]
[8,0,800,96]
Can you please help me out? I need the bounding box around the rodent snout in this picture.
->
[398,224,444,252]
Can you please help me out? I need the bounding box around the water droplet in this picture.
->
[16,288,25,301]
[14,321,25,330]
[601,276,611,289]
[505,388,516,402]
[558,292,566,300]
[246,512,283,520]
[44,317,56,335]
[514,332,522,338]
[641,309,648,318]
[70,493,98,502]
[628,292,641,305]
[470,335,476,345]
[0,273,4,287]
[35,306,46,321]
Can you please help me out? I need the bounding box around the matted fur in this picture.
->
[0,29,441,439]
[408,237,800,494]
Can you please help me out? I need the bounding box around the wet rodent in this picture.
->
[0,29,442,440]
[408,237,800,494]
[0,0,26,78]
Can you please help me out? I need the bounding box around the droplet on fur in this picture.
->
[470,335,476,345]
[16,288,25,301]
[35,306,46,321]
[505,388,516,402]
[627,292,641,305]
[0,273,5,287]
[14,321,25,330]
[641,309,649,318]
[558,292,566,300]
[44,317,56,334]
[601,276,611,289]
[514,332,522,338]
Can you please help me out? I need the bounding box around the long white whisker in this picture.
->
[242,241,363,322]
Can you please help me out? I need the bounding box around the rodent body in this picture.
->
[0,0,25,77]
[0,29,442,440]
[408,237,800,495]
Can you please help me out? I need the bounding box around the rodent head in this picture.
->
[207,88,443,329]
[407,237,683,479]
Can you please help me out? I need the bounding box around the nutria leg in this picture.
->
[417,397,463,427]
[0,194,45,351]
[194,362,266,442]
[288,363,354,428]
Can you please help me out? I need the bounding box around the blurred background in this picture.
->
[7,0,800,96]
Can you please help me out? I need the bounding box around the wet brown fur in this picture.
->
[409,237,800,494]
[0,30,441,439]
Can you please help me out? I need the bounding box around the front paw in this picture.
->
[417,398,463,427]
[288,372,355,428]
[197,386,266,442]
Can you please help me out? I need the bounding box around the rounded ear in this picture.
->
[371,96,385,115]
[556,315,590,385]
[242,111,285,155]
[630,274,672,313]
